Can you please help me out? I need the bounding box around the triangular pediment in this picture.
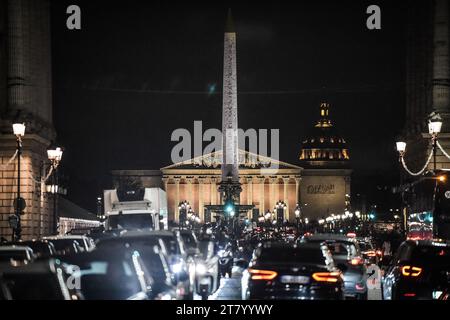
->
[161,150,302,171]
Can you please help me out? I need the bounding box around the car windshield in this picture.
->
[411,246,450,266]
[358,242,373,251]
[257,247,326,265]
[70,258,145,300]
[97,237,160,250]
[158,236,180,255]
[180,234,197,249]
[1,274,64,300]
[325,241,357,258]
[198,241,215,260]
[0,251,28,262]
[108,214,153,230]
[138,251,170,284]
[50,240,80,254]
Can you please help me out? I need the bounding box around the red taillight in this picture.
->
[401,265,422,277]
[404,293,416,297]
[364,250,376,257]
[349,257,364,265]
[376,250,382,256]
[347,232,356,238]
[312,272,341,283]
[248,268,278,280]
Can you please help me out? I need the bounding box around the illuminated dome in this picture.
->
[299,102,350,167]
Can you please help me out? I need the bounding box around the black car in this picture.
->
[241,242,344,300]
[59,246,175,300]
[97,229,194,299]
[0,259,79,300]
[382,240,450,300]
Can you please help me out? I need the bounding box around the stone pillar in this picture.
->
[197,178,202,221]
[0,0,55,240]
[295,178,300,205]
[259,178,265,214]
[175,178,180,223]
[270,178,276,212]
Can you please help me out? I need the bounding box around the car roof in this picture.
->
[404,239,450,248]
[304,233,355,242]
[43,235,88,240]
[0,245,33,252]
[261,242,323,250]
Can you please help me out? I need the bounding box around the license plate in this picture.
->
[280,275,309,284]
[432,291,443,299]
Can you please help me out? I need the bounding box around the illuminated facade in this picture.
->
[299,102,352,219]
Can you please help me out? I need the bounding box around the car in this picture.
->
[356,238,380,265]
[59,246,175,300]
[2,240,56,259]
[94,231,184,299]
[301,234,368,299]
[95,230,169,256]
[0,246,34,265]
[382,240,450,300]
[43,235,95,253]
[241,242,345,300]
[99,229,195,299]
[0,259,80,300]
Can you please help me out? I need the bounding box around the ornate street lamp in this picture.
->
[428,112,443,171]
[275,200,287,226]
[294,204,301,232]
[47,144,63,235]
[11,123,26,241]
[178,200,190,229]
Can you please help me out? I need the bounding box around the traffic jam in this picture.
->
[0,184,449,301]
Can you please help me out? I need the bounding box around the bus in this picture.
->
[401,171,450,241]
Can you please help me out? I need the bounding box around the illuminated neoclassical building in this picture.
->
[299,102,352,219]
[112,103,352,223]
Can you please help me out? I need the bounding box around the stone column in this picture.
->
[259,178,265,214]
[270,178,276,212]
[295,178,300,206]
[175,178,180,222]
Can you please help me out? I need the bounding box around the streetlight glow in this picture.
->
[396,141,406,153]
[12,123,26,137]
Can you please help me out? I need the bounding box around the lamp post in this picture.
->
[12,123,26,241]
[47,145,63,235]
[275,200,287,227]
[178,200,190,230]
[294,204,301,233]
[428,113,443,171]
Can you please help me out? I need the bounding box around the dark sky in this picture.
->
[50,0,408,211]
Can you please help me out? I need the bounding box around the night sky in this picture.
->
[50,0,408,212]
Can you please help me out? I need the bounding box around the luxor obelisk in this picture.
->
[218,10,242,212]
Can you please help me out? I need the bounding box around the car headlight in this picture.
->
[155,293,173,300]
[196,263,207,274]
[171,262,183,274]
